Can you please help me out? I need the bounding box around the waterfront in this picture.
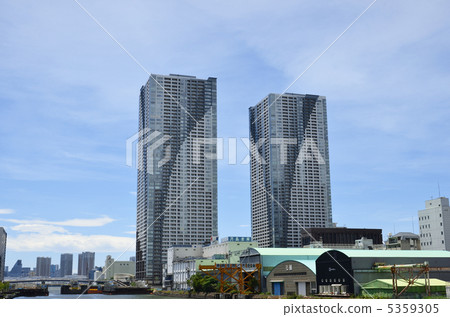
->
[14,286,175,299]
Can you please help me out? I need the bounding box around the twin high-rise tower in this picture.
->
[249,94,332,247]
[136,75,332,283]
[136,74,218,284]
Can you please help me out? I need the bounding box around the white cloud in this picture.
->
[0,209,15,214]
[11,224,68,234]
[7,233,135,252]
[239,224,250,227]
[3,215,115,227]
[129,191,137,196]
[124,231,136,235]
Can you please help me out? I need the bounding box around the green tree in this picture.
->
[245,276,259,293]
[0,281,10,292]
[202,275,219,294]
[187,273,204,293]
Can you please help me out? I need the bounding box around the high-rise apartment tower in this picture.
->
[136,74,218,284]
[249,93,332,248]
[60,253,73,277]
[36,257,51,277]
[77,252,95,276]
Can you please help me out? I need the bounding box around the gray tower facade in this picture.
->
[77,252,95,276]
[36,257,51,277]
[136,74,218,284]
[249,93,332,248]
[0,227,6,281]
[60,253,73,277]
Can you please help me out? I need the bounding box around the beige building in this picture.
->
[385,232,421,250]
[102,255,136,280]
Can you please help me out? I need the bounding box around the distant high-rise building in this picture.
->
[0,227,6,281]
[249,93,332,248]
[129,256,136,262]
[418,197,450,250]
[136,74,218,284]
[50,264,59,277]
[60,253,73,277]
[8,260,23,277]
[78,252,95,276]
[36,257,51,277]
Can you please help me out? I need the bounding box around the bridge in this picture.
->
[5,277,92,286]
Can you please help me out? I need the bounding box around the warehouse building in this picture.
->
[315,249,450,295]
[266,260,317,296]
[240,248,329,292]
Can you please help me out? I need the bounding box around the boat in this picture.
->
[61,280,88,295]
[87,284,103,294]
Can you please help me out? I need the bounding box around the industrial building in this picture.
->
[102,255,136,280]
[240,248,450,296]
[239,247,329,292]
[362,278,448,298]
[266,260,317,296]
[315,249,450,295]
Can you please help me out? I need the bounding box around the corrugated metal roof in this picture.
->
[251,247,331,256]
[251,248,450,258]
[333,249,450,258]
[363,278,449,288]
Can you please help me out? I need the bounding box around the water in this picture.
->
[15,286,177,299]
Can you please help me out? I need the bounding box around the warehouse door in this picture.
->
[297,282,306,296]
[272,282,284,295]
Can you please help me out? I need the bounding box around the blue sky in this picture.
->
[1,0,449,270]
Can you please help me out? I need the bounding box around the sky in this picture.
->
[1,0,449,271]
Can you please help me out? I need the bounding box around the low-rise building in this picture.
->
[301,227,383,249]
[163,237,256,290]
[385,232,420,250]
[203,237,257,263]
[266,260,317,296]
[172,258,228,290]
[316,249,450,295]
[102,255,136,280]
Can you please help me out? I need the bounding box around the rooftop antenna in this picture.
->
[438,182,441,198]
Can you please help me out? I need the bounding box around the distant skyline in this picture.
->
[1,1,450,268]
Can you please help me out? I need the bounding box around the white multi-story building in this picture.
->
[249,93,332,248]
[418,197,450,251]
[202,237,258,263]
[163,237,257,290]
[136,74,218,284]
[166,245,203,275]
